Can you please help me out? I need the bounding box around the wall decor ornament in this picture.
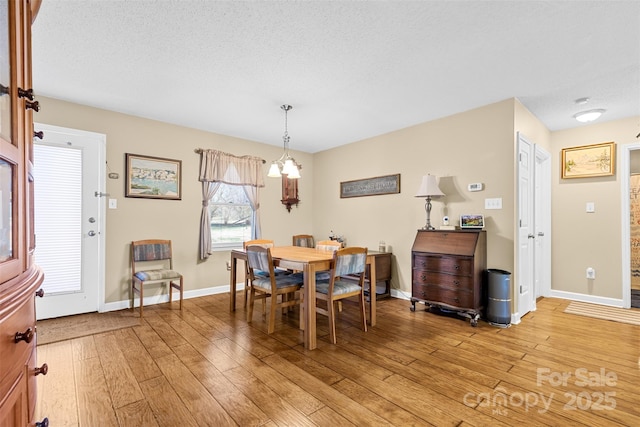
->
[561,142,615,179]
[125,153,182,200]
[340,174,401,198]
[281,172,300,212]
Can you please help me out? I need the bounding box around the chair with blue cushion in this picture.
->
[242,239,290,308]
[307,246,368,344]
[246,245,304,334]
[314,240,342,281]
[131,239,183,318]
[292,234,314,247]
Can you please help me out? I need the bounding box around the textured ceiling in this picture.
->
[31,1,640,153]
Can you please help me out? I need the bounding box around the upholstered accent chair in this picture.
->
[304,247,368,344]
[246,245,304,333]
[131,239,183,317]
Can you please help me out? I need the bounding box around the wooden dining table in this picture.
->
[229,245,377,350]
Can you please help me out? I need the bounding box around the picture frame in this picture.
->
[125,153,182,200]
[561,141,615,179]
[460,214,484,229]
[340,174,401,198]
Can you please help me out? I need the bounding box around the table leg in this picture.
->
[229,254,237,312]
[303,263,317,350]
[369,257,377,327]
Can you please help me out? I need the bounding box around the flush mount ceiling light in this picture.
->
[267,104,300,179]
[574,108,606,123]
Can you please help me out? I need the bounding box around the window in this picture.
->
[209,183,253,249]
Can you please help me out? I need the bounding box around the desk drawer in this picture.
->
[413,255,472,276]
[412,269,473,291]
[412,283,474,309]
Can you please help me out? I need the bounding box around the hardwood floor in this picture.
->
[35,295,639,426]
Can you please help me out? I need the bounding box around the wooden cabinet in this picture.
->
[1,1,46,425]
[410,230,486,326]
[343,251,392,299]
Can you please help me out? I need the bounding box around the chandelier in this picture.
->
[267,104,301,179]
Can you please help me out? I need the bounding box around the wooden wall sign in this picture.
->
[340,174,401,198]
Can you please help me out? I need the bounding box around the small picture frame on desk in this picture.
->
[460,214,484,229]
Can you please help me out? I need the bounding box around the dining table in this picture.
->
[229,245,377,350]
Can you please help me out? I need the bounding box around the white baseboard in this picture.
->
[390,288,411,300]
[549,290,624,308]
[100,283,236,313]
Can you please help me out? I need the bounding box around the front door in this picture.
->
[34,123,105,319]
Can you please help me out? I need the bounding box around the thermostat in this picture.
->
[468,183,484,192]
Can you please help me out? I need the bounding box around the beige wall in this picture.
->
[551,116,638,300]
[36,95,640,310]
[312,99,518,296]
[36,97,315,305]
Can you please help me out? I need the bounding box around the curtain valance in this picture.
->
[198,149,265,187]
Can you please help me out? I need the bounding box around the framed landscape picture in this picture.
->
[125,153,182,200]
[561,142,615,179]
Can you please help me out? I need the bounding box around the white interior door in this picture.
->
[517,133,535,318]
[34,124,105,320]
[534,146,551,298]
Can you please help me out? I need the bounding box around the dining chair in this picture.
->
[241,239,290,308]
[292,234,315,247]
[314,240,342,281]
[131,239,183,318]
[246,245,304,333]
[315,239,342,251]
[303,247,368,344]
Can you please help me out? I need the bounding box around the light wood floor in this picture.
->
[35,294,640,426]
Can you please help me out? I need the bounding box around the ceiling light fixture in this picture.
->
[268,104,300,179]
[573,109,605,123]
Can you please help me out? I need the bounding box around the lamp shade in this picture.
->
[415,174,445,197]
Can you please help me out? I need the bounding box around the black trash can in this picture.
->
[486,269,512,328]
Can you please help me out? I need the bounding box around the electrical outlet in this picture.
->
[586,267,596,279]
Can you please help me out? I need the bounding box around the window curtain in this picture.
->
[198,149,264,260]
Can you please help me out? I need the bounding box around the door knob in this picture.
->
[528,234,535,239]
[537,232,545,237]
[88,230,96,236]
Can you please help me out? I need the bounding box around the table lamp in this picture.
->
[415,174,445,230]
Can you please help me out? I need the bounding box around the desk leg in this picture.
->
[303,264,317,350]
[229,255,238,312]
[369,258,377,327]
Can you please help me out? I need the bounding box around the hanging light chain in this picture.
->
[282,104,292,152]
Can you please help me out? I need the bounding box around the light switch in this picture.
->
[108,199,117,209]
[485,198,502,210]
[586,202,595,213]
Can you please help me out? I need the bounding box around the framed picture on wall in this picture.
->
[561,142,615,179]
[460,214,484,229]
[125,153,182,200]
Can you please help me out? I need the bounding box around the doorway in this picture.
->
[34,123,106,319]
[516,132,551,321]
[621,143,640,309]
